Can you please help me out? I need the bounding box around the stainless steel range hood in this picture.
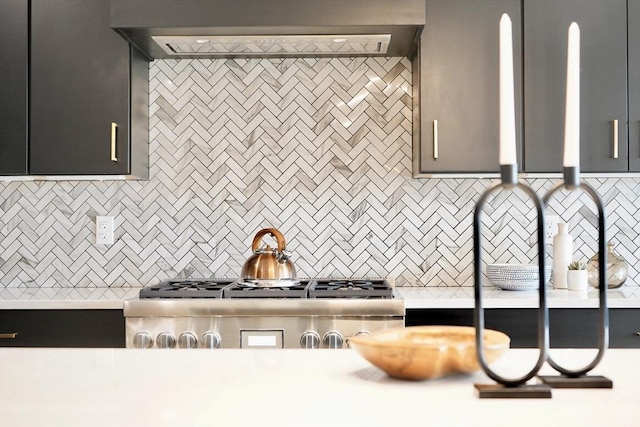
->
[110,0,425,59]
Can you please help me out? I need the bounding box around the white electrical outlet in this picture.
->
[544,215,560,242]
[96,216,115,245]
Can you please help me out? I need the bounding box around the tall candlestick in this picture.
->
[499,13,517,166]
[563,22,580,167]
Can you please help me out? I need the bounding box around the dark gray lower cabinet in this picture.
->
[523,0,629,172]
[406,308,640,348]
[30,0,148,176]
[0,310,125,348]
[0,0,28,175]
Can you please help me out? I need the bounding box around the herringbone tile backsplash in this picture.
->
[0,57,638,288]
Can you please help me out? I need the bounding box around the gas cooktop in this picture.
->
[139,278,395,299]
[126,277,403,349]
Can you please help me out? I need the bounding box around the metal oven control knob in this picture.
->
[178,332,198,349]
[201,332,222,349]
[133,332,153,349]
[322,331,344,349]
[345,330,370,348]
[300,331,320,349]
[156,332,176,349]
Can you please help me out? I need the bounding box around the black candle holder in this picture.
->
[538,166,612,389]
[473,164,552,398]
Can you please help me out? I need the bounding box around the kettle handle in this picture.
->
[251,228,286,253]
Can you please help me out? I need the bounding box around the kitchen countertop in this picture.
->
[0,287,140,309]
[0,348,638,427]
[399,285,640,309]
[1,284,639,310]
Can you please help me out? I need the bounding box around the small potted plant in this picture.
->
[567,260,588,291]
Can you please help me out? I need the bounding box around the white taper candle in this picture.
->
[563,22,580,167]
[499,13,517,166]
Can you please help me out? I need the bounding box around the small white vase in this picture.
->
[567,270,588,291]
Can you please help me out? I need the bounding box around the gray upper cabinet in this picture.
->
[630,0,640,172]
[413,0,522,175]
[0,0,28,175]
[523,0,629,172]
[29,0,148,177]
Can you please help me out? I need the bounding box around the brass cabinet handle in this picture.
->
[612,119,619,159]
[111,122,118,162]
[0,333,18,339]
[433,119,439,159]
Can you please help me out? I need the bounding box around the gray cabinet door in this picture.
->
[30,0,131,175]
[414,0,522,175]
[630,0,640,172]
[523,0,628,172]
[0,0,28,175]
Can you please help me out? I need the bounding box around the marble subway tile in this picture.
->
[0,58,638,287]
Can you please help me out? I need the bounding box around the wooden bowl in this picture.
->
[348,325,510,380]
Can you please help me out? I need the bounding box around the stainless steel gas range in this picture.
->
[124,278,404,349]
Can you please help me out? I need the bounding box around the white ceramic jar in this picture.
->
[552,223,573,289]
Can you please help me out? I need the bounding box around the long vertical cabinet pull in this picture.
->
[433,119,439,159]
[612,119,619,159]
[111,122,118,162]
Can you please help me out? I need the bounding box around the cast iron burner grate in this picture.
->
[308,279,393,299]
[224,280,312,299]
[139,280,235,299]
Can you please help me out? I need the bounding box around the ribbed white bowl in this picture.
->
[486,264,552,291]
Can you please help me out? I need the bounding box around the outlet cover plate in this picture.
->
[96,216,114,245]
[545,215,560,241]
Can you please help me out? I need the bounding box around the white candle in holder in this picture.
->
[499,13,517,166]
[563,22,580,167]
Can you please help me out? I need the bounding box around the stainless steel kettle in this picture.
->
[240,228,297,287]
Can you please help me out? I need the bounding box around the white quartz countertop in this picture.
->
[1,285,639,309]
[0,287,140,309]
[0,348,638,427]
[398,285,640,309]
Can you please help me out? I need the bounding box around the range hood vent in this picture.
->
[110,0,424,59]
[153,34,391,57]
